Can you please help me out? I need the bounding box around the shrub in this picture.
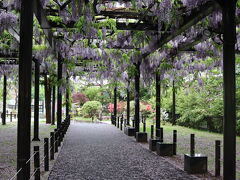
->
[108,101,126,114]
[83,86,101,101]
[117,101,125,113]
[177,109,209,129]
[80,101,102,119]
[140,103,153,117]
[108,103,114,113]
[72,92,89,106]
[130,100,135,114]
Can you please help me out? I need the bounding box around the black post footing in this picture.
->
[156,143,174,156]
[124,126,135,136]
[136,132,148,142]
[184,154,208,174]
[149,138,161,151]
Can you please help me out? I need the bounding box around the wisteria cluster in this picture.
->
[0,0,239,88]
[0,11,17,35]
[0,64,18,77]
[181,0,209,10]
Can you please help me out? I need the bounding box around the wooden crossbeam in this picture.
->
[116,22,157,31]
[45,8,59,16]
[100,11,141,19]
[101,0,131,3]
[48,18,157,31]
[0,51,18,58]
[169,34,208,56]
[99,10,153,21]
[0,59,18,65]
[141,1,220,58]
[170,16,240,57]
[33,0,54,48]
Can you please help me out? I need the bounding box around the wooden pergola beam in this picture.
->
[116,22,157,31]
[99,10,153,21]
[141,1,220,57]
[169,34,208,57]
[169,16,240,57]
[33,0,54,48]
[102,0,131,2]
[0,59,18,64]
[48,18,157,31]
[0,52,18,58]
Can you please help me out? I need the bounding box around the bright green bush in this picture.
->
[175,87,223,132]
[83,87,101,101]
[83,86,111,106]
[178,109,209,129]
[160,76,224,133]
[80,101,102,119]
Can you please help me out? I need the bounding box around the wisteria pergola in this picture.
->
[0,0,239,179]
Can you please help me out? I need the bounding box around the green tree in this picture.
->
[83,86,101,101]
[80,101,102,120]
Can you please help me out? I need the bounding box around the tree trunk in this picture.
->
[44,75,51,124]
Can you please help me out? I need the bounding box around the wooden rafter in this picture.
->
[116,22,157,31]
[141,1,220,58]
[33,0,54,48]
[169,33,208,57]
[170,16,240,57]
[0,51,18,58]
[99,10,153,21]
[0,59,18,64]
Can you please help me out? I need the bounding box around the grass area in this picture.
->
[73,116,98,122]
[138,121,240,178]
[0,122,17,129]
[0,120,56,180]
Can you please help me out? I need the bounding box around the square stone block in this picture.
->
[136,132,148,142]
[149,139,161,151]
[184,154,208,174]
[124,126,130,134]
[156,143,174,156]
[124,127,135,136]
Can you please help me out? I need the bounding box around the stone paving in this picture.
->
[48,122,197,180]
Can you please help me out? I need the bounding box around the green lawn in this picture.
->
[73,116,95,122]
[138,121,240,178]
[73,116,112,122]
[0,120,56,179]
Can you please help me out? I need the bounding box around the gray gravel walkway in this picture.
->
[48,122,197,180]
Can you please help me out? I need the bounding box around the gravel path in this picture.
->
[48,122,197,180]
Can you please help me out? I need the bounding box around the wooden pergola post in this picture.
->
[113,87,117,123]
[222,1,236,179]
[17,0,33,178]
[32,60,40,141]
[57,54,62,129]
[134,61,140,134]
[155,71,161,137]
[66,76,70,118]
[126,80,130,125]
[51,86,56,125]
[2,75,7,125]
